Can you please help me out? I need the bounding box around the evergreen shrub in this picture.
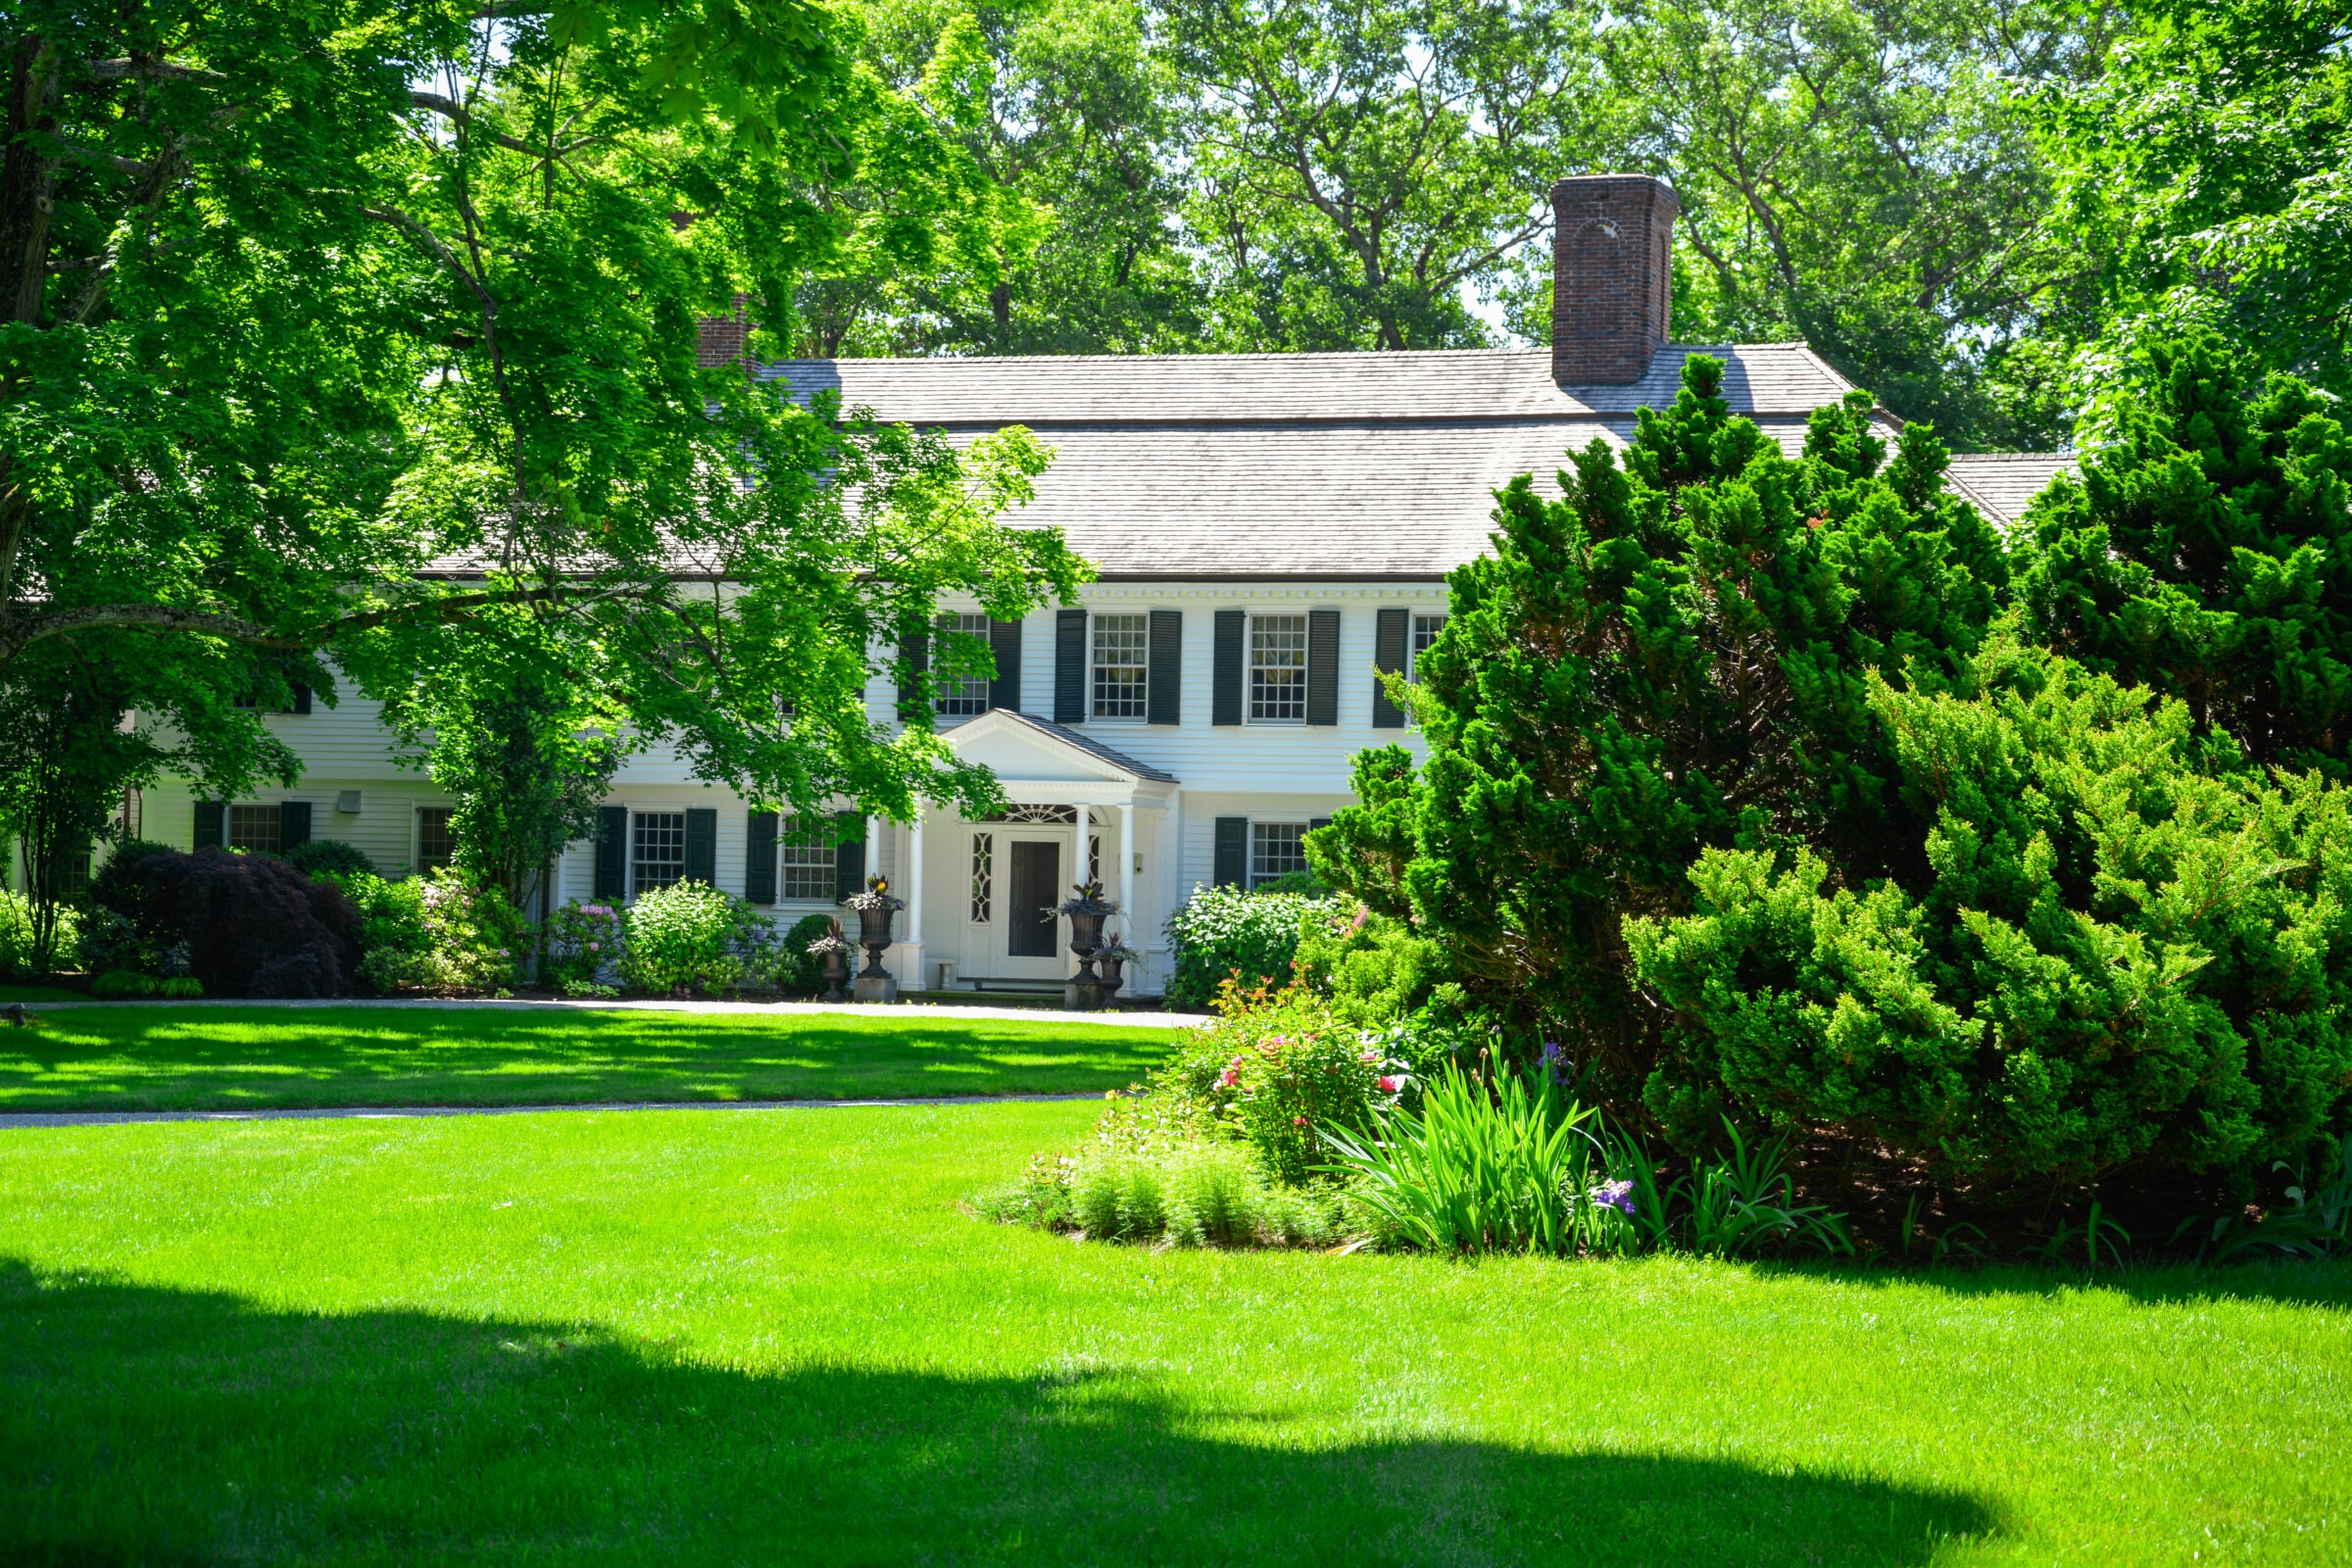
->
[1629,650,2352,1188]
[1310,355,2008,1094]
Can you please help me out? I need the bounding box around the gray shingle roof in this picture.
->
[757,343,1902,578]
[760,343,1860,425]
[1944,453,2079,533]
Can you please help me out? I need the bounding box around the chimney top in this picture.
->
[1550,174,1679,386]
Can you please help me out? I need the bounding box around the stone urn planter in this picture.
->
[808,921,852,1003]
[1056,881,1119,1010]
[1095,939,1136,1005]
[846,875,905,1004]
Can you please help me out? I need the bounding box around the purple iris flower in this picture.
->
[1591,1179,1637,1215]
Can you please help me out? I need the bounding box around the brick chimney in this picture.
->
[1550,174,1678,385]
[696,295,750,369]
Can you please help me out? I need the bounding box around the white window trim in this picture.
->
[1090,610,1151,723]
[1246,611,1310,726]
[1249,820,1311,888]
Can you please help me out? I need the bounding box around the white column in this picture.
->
[1116,801,1136,949]
[906,813,925,947]
[864,814,882,890]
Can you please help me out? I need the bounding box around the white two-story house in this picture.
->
[119,176,2069,997]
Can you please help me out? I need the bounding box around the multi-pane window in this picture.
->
[1410,613,1446,681]
[1092,613,1149,719]
[416,807,455,874]
[779,815,837,901]
[632,811,686,894]
[969,833,994,922]
[1250,613,1308,721]
[936,612,992,717]
[227,805,281,855]
[1250,821,1309,888]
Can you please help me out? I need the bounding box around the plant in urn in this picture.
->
[845,874,905,1003]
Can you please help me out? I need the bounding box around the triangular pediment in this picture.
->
[940,709,1176,785]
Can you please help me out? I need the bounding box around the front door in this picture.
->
[1004,838,1063,973]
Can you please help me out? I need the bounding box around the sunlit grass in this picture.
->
[4,1102,2347,1564]
[0,1004,1186,1111]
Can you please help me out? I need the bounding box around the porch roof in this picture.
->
[943,709,1179,787]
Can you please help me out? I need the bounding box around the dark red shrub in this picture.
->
[98,849,362,998]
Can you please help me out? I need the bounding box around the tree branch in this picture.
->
[408,90,543,158]
[85,58,227,86]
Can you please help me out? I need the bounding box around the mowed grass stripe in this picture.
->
[3,1104,2350,1564]
[0,1004,1181,1112]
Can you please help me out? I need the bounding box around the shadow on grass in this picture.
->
[0,1259,1997,1566]
[0,1006,1177,1110]
[1692,1254,2352,1315]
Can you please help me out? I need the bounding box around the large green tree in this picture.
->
[816,0,1196,355]
[1612,0,2115,447]
[2043,0,2352,406]
[3,0,1085,837]
[1166,0,1618,352]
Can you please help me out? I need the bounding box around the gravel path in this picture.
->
[0,1092,1111,1131]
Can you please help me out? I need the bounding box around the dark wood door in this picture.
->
[1006,840,1060,958]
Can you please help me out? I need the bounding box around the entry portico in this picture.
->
[885,709,1178,996]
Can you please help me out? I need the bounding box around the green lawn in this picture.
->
[3,1102,2347,1564]
[0,1004,1187,1112]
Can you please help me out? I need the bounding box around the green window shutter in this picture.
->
[593,806,627,900]
[833,810,866,901]
[1054,608,1088,723]
[1148,610,1182,725]
[193,801,224,850]
[745,811,778,905]
[684,808,717,885]
[279,800,312,852]
[1372,608,1409,728]
[897,623,930,724]
[1212,611,1245,726]
[1213,816,1249,888]
[1306,609,1341,726]
[989,617,1023,711]
[290,683,313,714]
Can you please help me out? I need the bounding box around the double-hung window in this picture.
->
[778,815,837,901]
[1410,613,1446,681]
[936,612,992,717]
[227,804,282,855]
[416,807,455,874]
[1249,613,1308,722]
[1250,822,1309,888]
[1091,613,1149,719]
[632,811,686,894]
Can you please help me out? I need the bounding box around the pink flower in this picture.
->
[1292,1115,1307,1126]
[588,942,600,952]
[1218,1068,1240,1087]
[497,949,510,957]
[1377,1075,1402,1094]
